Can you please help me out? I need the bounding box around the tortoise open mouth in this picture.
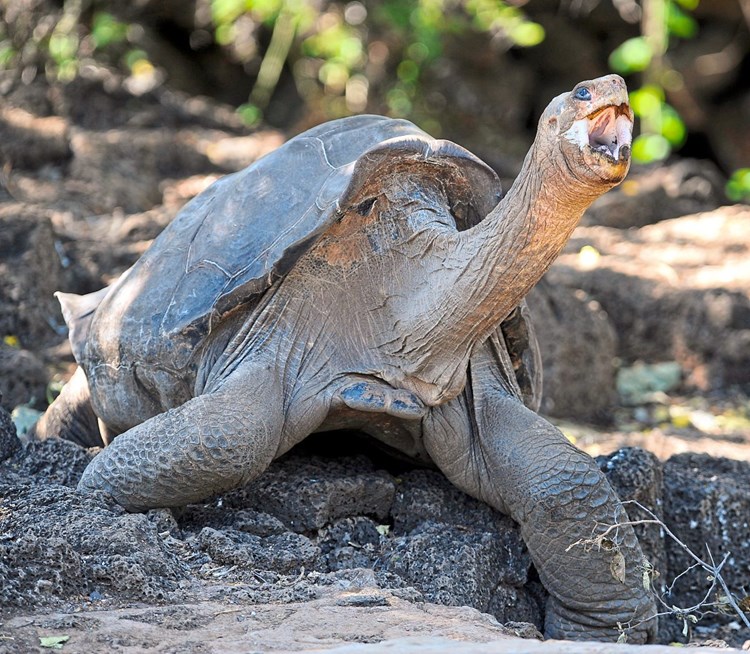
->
[586,103,633,162]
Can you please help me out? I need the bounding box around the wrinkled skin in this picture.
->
[34,75,656,642]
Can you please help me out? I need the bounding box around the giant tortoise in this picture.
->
[34,75,656,641]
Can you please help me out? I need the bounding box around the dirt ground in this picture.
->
[1,71,750,653]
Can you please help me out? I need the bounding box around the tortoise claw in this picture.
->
[338,380,425,420]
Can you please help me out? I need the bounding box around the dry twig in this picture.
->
[567,499,750,640]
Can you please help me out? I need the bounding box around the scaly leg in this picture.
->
[29,367,104,447]
[423,336,657,642]
[77,364,288,511]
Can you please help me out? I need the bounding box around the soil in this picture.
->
[1,71,749,653]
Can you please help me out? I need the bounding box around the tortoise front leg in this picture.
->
[77,366,287,511]
[423,339,657,643]
[30,367,105,448]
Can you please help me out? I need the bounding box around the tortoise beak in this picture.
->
[586,103,633,163]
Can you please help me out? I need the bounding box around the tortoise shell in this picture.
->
[73,115,540,407]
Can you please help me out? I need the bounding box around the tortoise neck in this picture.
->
[451,140,601,346]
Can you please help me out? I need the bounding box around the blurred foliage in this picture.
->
[616,360,682,405]
[90,11,128,49]
[2,0,739,173]
[3,335,20,348]
[609,0,697,164]
[0,0,157,90]
[0,0,546,131]
[208,0,545,126]
[726,168,750,203]
[212,0,704,166]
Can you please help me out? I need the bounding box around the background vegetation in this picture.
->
[1,0,749,194]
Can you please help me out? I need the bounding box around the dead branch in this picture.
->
[566,498,750,637]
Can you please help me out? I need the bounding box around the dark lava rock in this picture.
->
[0,438,93,487]
[376,521,512,612]
[221,455,396,532]
[391,468,530,587]
[527,279,617,422]
[547,206,750,391]
[584,159,725,229]
[488,584,543,630]
[0,204,70,351]
[0,343,49,411]
[0,403,20,461]
[0,105,71,170]
[663,453,750,609]
[391,468,498,533]
[0,483,187,607]
[68,128,216,214]
[8,423,741,640]
[197,527,318,574]
[0,434,187,608]
[179,504,287,537]
[382,468,536,627]
[146,507,183,539]
[0,533,84,608]
[318,517,383,572]
[551,268,750,392]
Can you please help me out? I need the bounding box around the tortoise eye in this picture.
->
[574,87,592,101]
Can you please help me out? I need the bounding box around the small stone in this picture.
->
[334,593,389,607]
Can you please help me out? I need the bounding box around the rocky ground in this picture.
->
[1,71,750,653]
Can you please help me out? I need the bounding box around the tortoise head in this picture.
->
[540,75,634,186]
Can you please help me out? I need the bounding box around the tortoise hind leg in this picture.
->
[422,337,657,643]
[29,367,106,448]
[77,363,289,511]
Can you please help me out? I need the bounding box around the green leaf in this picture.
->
[214,22,235,45]
[660,104,686,146]
[124,49,149,70]
[674,0,699,9]
[211,0,247,26]
[237,103,263,127]
[397,59,420,83]
[0,44,16,69]
[91,12,129,49]
[339,36,363,66]
[726,168,750,202]
[48,33,78,64]
[407,41,430,62]
[667,4,698,39]
[630,85,665,118]
[386,87,412,116]
[509,21,545,47]
[609,37,652,74]
[376,0,413,31]
[251,0,285,24]
[39,635,70,649]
